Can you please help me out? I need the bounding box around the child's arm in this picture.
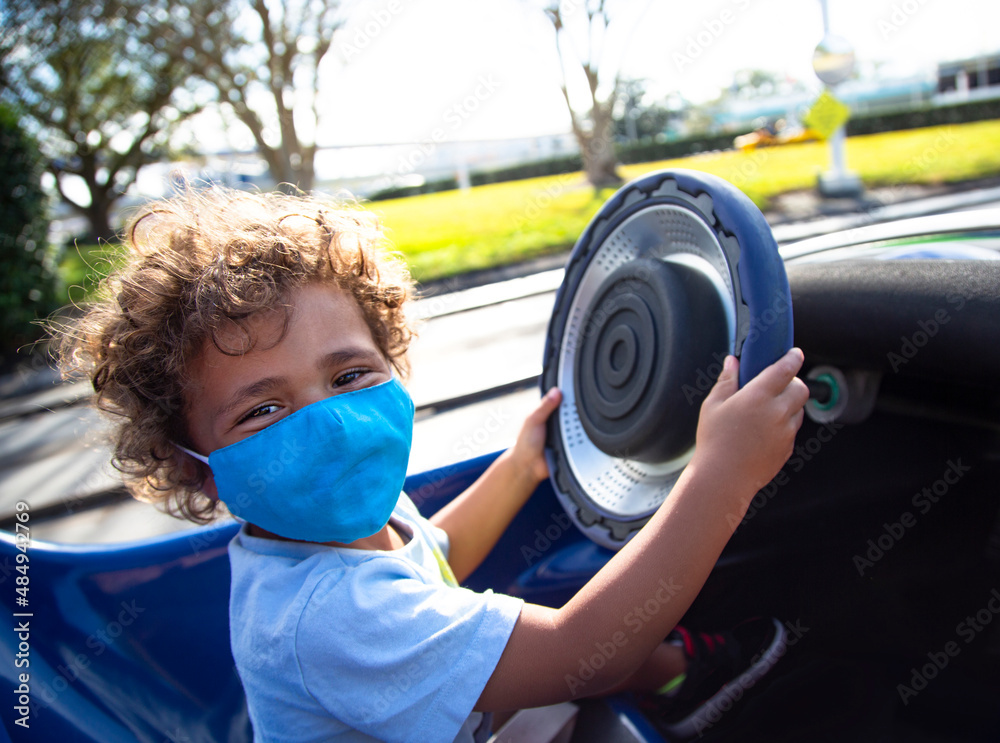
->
[430,388,562,583]
[476,348,809,711]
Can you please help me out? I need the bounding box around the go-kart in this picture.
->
[1,170,998,742]
[733,123,821,152]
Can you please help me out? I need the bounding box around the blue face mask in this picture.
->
[181,377,414,543]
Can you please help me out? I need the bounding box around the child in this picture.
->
[59,187,809,742]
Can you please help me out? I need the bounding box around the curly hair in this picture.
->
[58,187,415,524]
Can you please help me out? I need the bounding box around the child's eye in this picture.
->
[333,370,364,387]
[238,403,280,424]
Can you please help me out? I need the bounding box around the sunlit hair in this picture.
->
[57,186,415,524]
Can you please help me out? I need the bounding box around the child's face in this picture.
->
[184,281,392,498]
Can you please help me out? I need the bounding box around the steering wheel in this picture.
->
[541,169,793,549]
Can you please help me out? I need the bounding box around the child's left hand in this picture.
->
[432,387,563,582]
[507,388,562,487]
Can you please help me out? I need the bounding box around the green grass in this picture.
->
[372,119,1000,283]
[56,241,126,307]
[59,119,1000,294]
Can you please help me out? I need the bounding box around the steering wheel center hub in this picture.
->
[574,257,728,463]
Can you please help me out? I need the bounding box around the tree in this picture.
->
[614,79,675,143]
[0,103,55,362]
[544,0,623,189]
[730,69,779,100]
[0,0,209,242]
[188,0,344,193]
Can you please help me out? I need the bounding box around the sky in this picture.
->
[237,0,1000,149]
[155,0,1000,182]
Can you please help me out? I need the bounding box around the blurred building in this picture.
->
[314,133,578,196]
[935,52,1000,104]
[130,133,580,200]
[712,51,1000,134]
[713,74,937,133]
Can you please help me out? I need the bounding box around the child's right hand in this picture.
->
[690,348,809,499]
[479,349,810,712]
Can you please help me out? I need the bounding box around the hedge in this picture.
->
[368,98,1000,201]
[0,104,56,365]
[846,98,1000,136]
[368,176,460,201]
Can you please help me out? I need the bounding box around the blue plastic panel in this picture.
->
[0,455,639,741]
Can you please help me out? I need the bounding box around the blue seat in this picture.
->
[0,517,246,742]
[0,452,659,741]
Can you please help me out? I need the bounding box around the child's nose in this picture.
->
[298,386,335,411]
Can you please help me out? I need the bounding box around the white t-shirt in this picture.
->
[228,493,524,743]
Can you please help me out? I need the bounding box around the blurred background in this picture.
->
[3,0,1000,542]
[3,0,1000,364]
